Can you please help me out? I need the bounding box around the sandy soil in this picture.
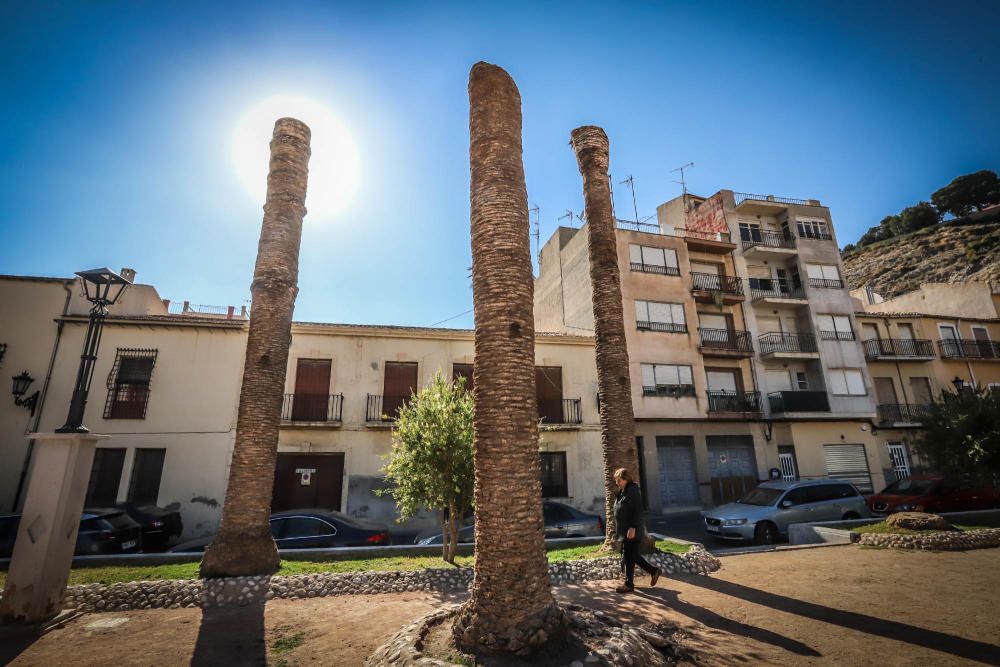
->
[2,546,998,667]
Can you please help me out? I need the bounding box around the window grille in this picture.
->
[104,348,158,419]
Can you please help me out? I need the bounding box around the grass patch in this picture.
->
[271,631,306,654]
[0,540,690,588]
[852,522,985,536]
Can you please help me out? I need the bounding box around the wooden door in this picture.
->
[292,359,331,421]
[536,366,564,423]
[972,327,994,358]
[383,362,418,418]
[272,453,344,512]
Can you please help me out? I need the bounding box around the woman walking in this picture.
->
[613,468,661,593]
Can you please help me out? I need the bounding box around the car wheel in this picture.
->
[754,522,778,545]
[842,512,861,520]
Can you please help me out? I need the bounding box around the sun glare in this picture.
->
[232,94,360,221]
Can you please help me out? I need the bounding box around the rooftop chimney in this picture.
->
[120,267,137,283]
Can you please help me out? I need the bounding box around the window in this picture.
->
[818,314,855,341]
[635,300,686,333]
[797,218,830,240]
[738,221,762,242]
[127,448,166,505]
[640,363,695,397]
[539,452,568,498]
[543,502,573,522]
[829,369,866,396]
[104,349,157,419]
[85,448,126,506]
[795,372,809,390]
[628,245,679,276]
[781,487,814,506]
[382,361,418,419]
[805,264,843,289]
[452,363,474,392]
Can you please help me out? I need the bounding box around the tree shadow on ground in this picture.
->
[0,625,41,665]
[677,574,1000,665]
[191,603,267,667]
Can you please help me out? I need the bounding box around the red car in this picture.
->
[868,474,1000,515]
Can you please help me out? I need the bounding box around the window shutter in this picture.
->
[846,370,866,395]
[829,370,849,395]
[629,244,642,264]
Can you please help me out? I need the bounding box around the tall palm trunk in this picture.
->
[570,126,640,550]
[201,118,311,578]
[452,62,562,656]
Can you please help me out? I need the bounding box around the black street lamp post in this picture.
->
[55,268,131,434]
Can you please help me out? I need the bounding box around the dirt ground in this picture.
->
[2,546,999,667]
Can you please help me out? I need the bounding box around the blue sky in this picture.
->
[1,1,997,328]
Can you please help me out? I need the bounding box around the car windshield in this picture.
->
[736,487,783,506]
[881,478,937,496]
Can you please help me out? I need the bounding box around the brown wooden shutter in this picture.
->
[384,362,418,417]
[535,366,563,423]
[292,359,331,421]
[452,363,474,392]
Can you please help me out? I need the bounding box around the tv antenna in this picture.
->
[558,209,575,227]
[619,174,640,223]
[671,161,695,210]
[529,203,540,268]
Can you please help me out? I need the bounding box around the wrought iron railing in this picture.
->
[808,277,844,289]
[798,229,833,241]
[367,394,410,422]
[733,192,814,207]
[636,320,687,333]
[642,384,696,398]
[282,393,344,422]
[750,279,805,301]
[616,219,661,234]
[938,339,1000,359]
[768,390,830,413]
[538,398,583,425]
[698,328,753,354]
[863,338,936,359]
[629,261,680,276]
[758,332,818,355]
[740,230,795,251]
[820,329,856,341]
[691,272,743,296]
[877,403,931,425]
[707,390,762,413]
[681,228,733,244]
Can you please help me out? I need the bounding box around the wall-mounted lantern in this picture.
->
[11,371,39,416]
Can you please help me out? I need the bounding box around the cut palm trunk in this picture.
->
[201,117,311,578]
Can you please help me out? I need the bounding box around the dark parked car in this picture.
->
[168,509,390,553]
[0,509,142,558]
[414,500,605,545]
[115,504,183,551]
[868,475,1000,515]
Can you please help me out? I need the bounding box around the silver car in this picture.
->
[704,479,871,544]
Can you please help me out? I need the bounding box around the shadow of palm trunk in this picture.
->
[191,603,267,667]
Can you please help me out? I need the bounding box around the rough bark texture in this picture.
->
[452,62,564,656]
[200,118,311,578]
[570,126,641,550]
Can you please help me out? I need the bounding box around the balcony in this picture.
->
[798,229,833,242]
[938,339,1000,360]
[366,394,409,423]
[636,320,687,334]
[538,398,583,425]
[629,261,680,276]
[679,228,737,254]
[768,390,830,413]
[707,390,762,414]
[750,279,807,304]
[807,277,845,290]
[820,330,856,342]
[863,338,936,360]
[733,192,821,215]
[642,384,697,398]
[698,328,754,357]
[758,333,819,359]
[877,403,931,426]
[281,393,344,424]
[740,230,797,258]
[690,272,744,304]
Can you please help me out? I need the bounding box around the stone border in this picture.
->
[58,546,720,614]
[857,527,1000,551]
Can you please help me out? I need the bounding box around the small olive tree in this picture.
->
[378,371,474,563]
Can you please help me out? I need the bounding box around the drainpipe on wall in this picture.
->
[13,281,74,510]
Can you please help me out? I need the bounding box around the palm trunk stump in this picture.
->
[201,117,311,578]
[451,61,564,656]
[570,126,642,551]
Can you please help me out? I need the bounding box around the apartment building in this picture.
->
[0,272,602,540]
[535,189,885,512]
[853,282,1000,480]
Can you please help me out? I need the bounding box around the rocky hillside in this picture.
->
[841,221,1000,298]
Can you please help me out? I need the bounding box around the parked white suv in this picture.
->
[704,479,871,544]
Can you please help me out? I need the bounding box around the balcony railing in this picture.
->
[629,261,680,276]
[750,279,805,301]
[808,277,844,289]
[863,338,936,359]
[759,332,818,355]
[636,320,687,333]
[798,229,833,241]
[768,390,830,413]
[616,218,662,234]
[538,398,583,425]
[734,192,814,207]
[877,403,931,425]
[691,272,743,296]
[820,330,856,341]
[366,394,410,422]
[938,339,1000,360]
[642,384,697,398]
[682,228,732,244]
[698,328,753,354]
[282,393,344,423]
[740,230,796,251]
[707,390,762,413]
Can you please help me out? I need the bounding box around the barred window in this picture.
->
[104,349,158,419]
[539,452,568,498]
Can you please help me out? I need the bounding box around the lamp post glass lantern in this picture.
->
[951,377,966,394]
[11,371,40,416]
[55,268,131,434]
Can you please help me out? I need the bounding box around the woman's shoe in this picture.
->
[616,584,635,593]
[650,568,662,587]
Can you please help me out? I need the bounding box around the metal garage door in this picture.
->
[823,444,873,493]
[707,435,758,505]
[656,436,700,507]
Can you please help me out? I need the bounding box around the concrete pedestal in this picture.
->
[0,433,108,624]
